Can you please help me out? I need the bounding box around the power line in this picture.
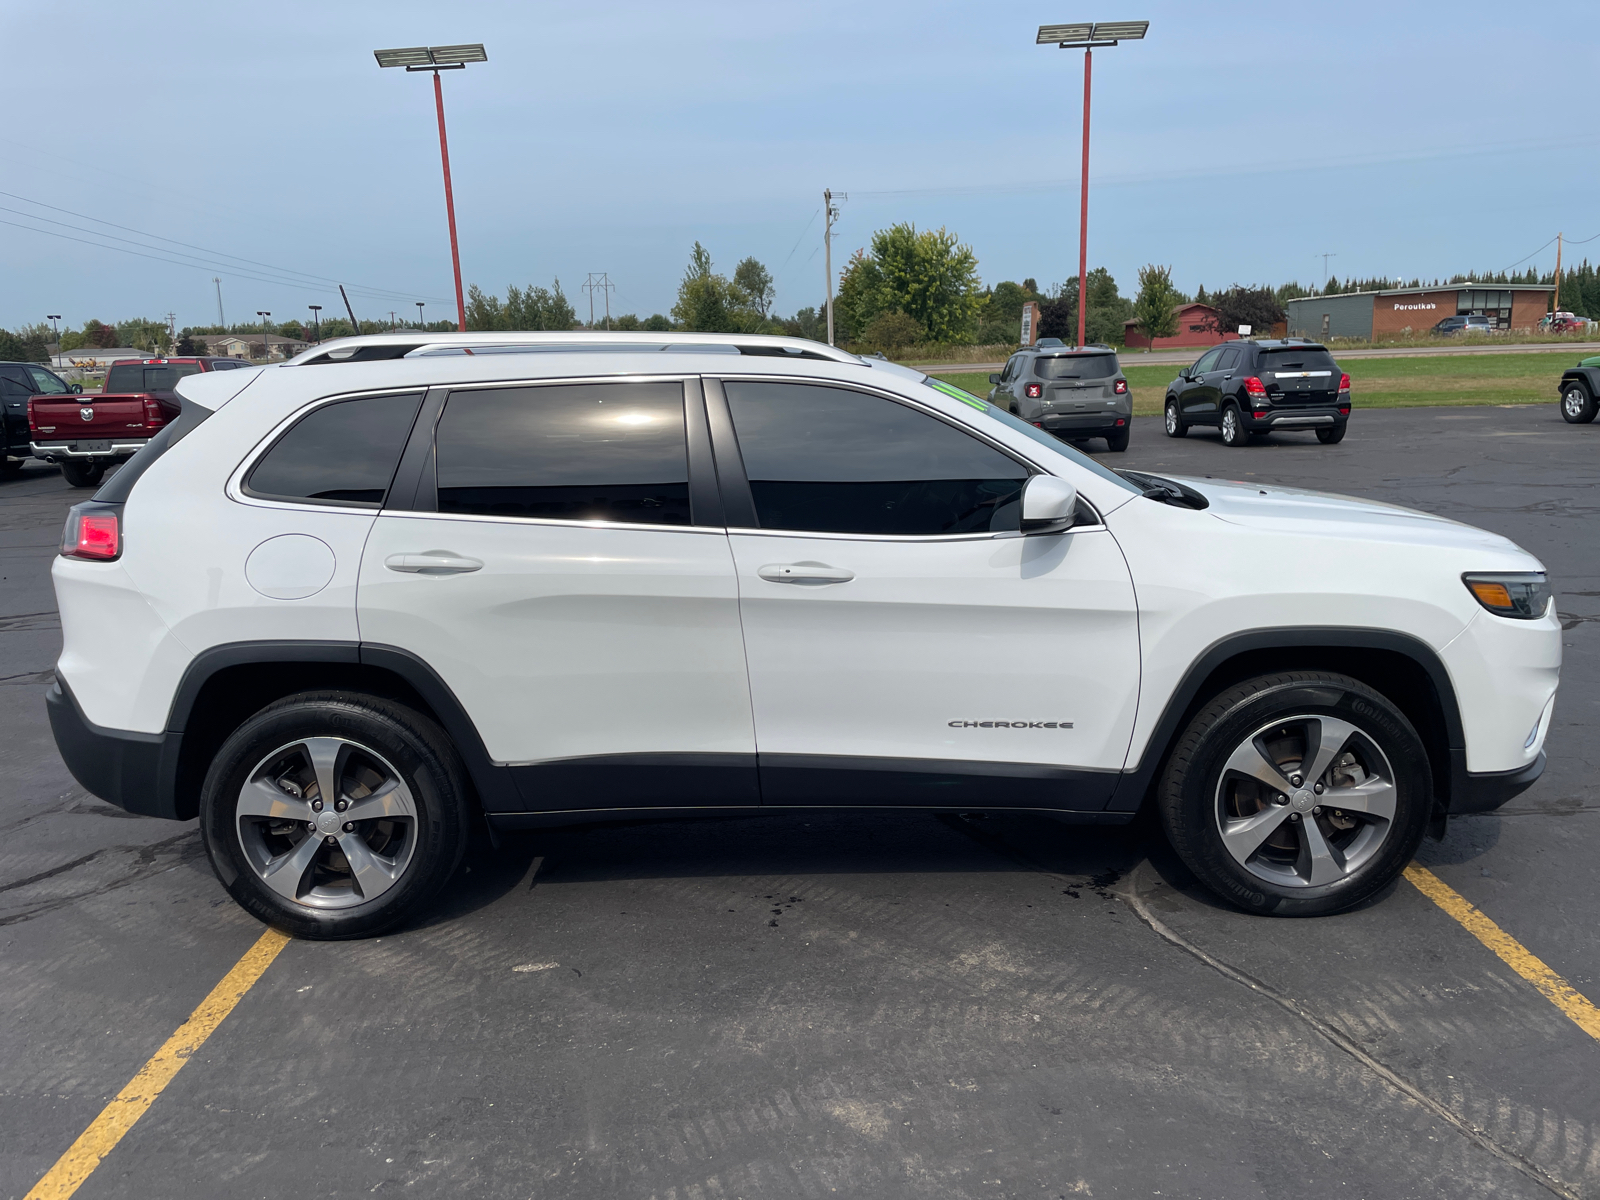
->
[769,208,820,288]
[0,188,449,304]
[1497,236,1559,274]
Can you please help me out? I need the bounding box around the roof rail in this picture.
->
[286,330,860,367]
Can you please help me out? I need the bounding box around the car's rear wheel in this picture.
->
[1105,427,1130,452]
[1157,672,1431,916]
[200,691,469,939]
[1164,398,1186,438]
[1316,423,1347,444]
[1561,382,1597,424]
[60,460,105,488]
[1220,404,1247,447]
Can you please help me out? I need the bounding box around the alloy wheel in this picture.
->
[1564,387,1588,421]
[1214,714,1397,888]
[1165,404,1179,435]
[235,736,418,910]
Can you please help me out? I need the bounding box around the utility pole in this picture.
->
[166,312,176,353]
[1554,232,1564,314]
[340,285,361,335]
[824,188,844,346]
[213,277,225,326]
[309,305,322,343]
[389,311,398,331]
[582,273,616,330]
[1318,252,1337,288]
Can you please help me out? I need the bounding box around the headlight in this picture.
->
[1462,572,1551,619]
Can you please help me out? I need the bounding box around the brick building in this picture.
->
[1285,284,1554,341]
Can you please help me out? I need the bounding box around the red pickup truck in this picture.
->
[30,356,251,486]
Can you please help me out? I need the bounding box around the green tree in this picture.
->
[863,223,982,344]
[733,257,775,319]
[1130,264,1181,349]
[84,319,117,349]
[672,242,749,333]
[780,306,826,342]
[1203,286,1286,336]
[860,311,925,356]
[466,279,575,331]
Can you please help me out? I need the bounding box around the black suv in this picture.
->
[1164,339,1350,447]
[987,339,1132,452]
[0,361,80,476]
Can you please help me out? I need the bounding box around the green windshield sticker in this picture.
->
[926,377,990,412]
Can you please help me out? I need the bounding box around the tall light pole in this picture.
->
[416,301,425,329]
[47,314,61,367]
[309,304,323,343]
[257,311,271,361]
[375,44,488,333]
[1037,21,1148,348]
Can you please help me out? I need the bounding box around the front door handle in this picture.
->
[757,562,855,585]
[384,552,483,575]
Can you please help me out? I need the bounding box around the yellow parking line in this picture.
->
[25,926,292,1200]
[1405,863,1600,1042]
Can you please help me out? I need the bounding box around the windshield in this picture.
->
[921,377,1141,494]
[1034,353,1118,380]
[104,363,204,393]
[1258,348,1338,373]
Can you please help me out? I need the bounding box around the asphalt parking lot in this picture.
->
[2,402,1597,1200]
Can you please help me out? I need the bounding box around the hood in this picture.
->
[1170,475,1537,561]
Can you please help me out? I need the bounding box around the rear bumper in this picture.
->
[32,440,148,461]
[1039,414,1130,435]
[1244,407,1345,430]
[47,677,183,820]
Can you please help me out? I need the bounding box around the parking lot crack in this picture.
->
[1119,863,1582,1200]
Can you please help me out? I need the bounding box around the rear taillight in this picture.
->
[1114,379,1128,394]
[143,397,166,426]
[1243,376,1267,395]
[27,397,38,435]
[1338,373,1351,393]
[61,503,122,561]
[1024,383,1043,399]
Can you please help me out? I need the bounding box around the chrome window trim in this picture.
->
[367,508,727,536]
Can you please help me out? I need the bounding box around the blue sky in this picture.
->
[2,0,1596,331]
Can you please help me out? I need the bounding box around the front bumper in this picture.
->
[31,440,148,461]
[47,678,183,820]
[1451,750,1545,814]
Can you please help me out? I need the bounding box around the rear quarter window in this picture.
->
[245,393,424,508]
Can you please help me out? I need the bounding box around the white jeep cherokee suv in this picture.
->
[47,333,1560,938]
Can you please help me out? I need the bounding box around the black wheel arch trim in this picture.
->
[1107,626,1471,815]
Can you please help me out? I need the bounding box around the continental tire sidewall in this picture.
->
[199,693,468,939]
[1160,675,1431,916]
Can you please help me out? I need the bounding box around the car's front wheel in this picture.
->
[1157,672,1431,916]
[1164,398,1186,438]
[1561,382,1597,424]
[200,691,470,939]
[1220,404,1247,447]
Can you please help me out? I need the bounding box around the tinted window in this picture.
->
[726,381,1027,536]
[1259,348,1338,373]
[26,367,71,393]
[1216,347,1241,371]
[434,382,690,525]
[1035,353,1118,379]
[1193,347,1224,373]
[105,363,204,392]
[246,393,422,507]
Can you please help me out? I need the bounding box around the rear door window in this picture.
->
[433,381,691,525]
[245,393,423,508]
[725,381,1027,536]
[1193,347,1224,374]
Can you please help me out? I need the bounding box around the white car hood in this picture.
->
[1170,475,1534,559]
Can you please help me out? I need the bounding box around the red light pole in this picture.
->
[1038,22,1148,348]
[375,44,488,333]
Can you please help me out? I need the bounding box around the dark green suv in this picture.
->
[987,339,1131,452]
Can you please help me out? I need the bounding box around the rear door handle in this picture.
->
[384,552,483,575]
[757,562,855,585]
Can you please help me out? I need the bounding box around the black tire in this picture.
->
[1157,672,1432,916]
[1105,427,1130,452]
[199,691,470,939]
[1163,398,1187,438]
[60,460,105,488]
[1561,382,1598,424]
[0,458,25,478]
[1220,403,1248,447]
[1316,423,1347,444]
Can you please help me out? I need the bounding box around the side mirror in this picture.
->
[988,373,1001,385]
[1021,475,1079,535]
[71,383,83,393]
